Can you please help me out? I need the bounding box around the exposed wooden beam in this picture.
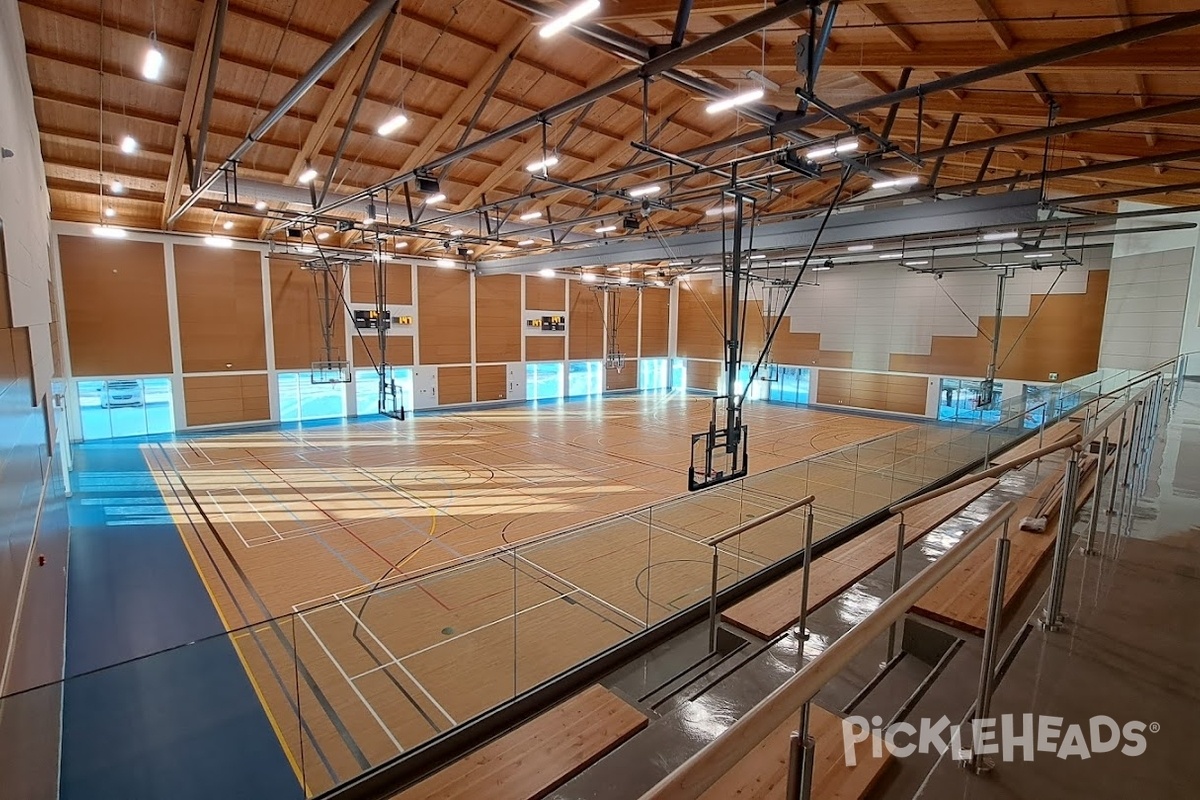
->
[864,4,916,52]
[972,0,1015,50]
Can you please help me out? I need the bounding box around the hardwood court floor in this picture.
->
[142,392,945,793]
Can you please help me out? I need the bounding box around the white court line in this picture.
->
[513,552,645,629]
[233,486,284,540]
[332,600,457,728]
[205,489,267,547]
[295,611,405,754]
[348,590,578,682]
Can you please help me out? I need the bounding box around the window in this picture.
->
[75,377,174,440]
[527,363,563,401]
[671,358,687,391]
[735,364,769,402]
[278,372,347,423]
[567,361,603,397]
[766,366,811,405]
[355,368,413,416]
[938,378,1004,424]
[639,358,669,391]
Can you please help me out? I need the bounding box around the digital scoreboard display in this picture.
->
[528,315,566,332]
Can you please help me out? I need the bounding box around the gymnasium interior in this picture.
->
[1,1,1198,798]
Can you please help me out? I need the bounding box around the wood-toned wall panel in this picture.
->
[816,371,927,415]
[174,244,266,373]
[612,288,639,358]
[605,360,638,391]
[269,257,345,371]
[474,274,521,363]
[889,271,1109,382]
[418,267,471,365]
[59,236,172,376]
[686,359,722,392]
[183,374,269,426]
[349,262,412,305]
[568,281,603,360]
[475,364,507,402]
[525,336,564,361]
[524,275,565,311]
[437,365,472,405]
[677,281,724,360]
[352,335,414,368]
[640,287,669,357]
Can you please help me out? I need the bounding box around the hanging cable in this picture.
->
[933,275,993,342]
[998,267,1067,369]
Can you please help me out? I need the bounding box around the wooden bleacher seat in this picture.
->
[392,685,647,800]
[697,704,890,800]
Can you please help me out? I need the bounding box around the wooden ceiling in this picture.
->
[17,0,1200,256]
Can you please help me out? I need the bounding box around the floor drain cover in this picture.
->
[441,627,455,636]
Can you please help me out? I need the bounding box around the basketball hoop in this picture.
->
[605,351,626,372]
[311,360,351,384]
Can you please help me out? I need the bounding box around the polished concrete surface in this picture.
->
[553,382,1200,800]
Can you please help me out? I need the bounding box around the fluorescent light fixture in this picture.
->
[983,230,1019,241]
[519,211,543,221]
[903,260,929,266]
[450,229,464,236]
[706,87,765,115]
[203,235,233,248]
[847,244,874,252]
[806,140,859,160]
[222,220,234,230]
[518,239,536,246]
[812,266,832,271]
[539,0,600,38]
[104,207,116,218]
[526,155,559,173]
[879,252,904,260]
[595,225,617,233]
[654,280,666,287]
[668,260,687,266]
[628,184,661,198]
[363,203,377,226]
[91,226,126,239]
[119,135,138,154]
[395,241,408,248]
[425,193,446,204]
[298,245,316,254]
[606,266,620,272]
[110,180,124,194]
[619,276,631,284]
[1024,252,1054,259]
[539,268,555,278]
[142,43,164,81]
[317,232,329,240]
[873,175,919,190]
[705,205,737,217]
[581,273,596,283]
[377,113,408,136]
[298,168,318,184]
[436,257,455,268]
[750,254,767,260]
[254,200,267,211]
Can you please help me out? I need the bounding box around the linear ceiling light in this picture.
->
[879,252,904,259]
[628,184,661,198]
[806,140,859,160]
[983,230,1020,241]
[298,167,318,184]
[425,192,446,205]
[519,211,543,221]
[518,239,535,246]
[873,175,919,190]
[581,272,596,283]
[847,244,874,252]
[705,205,737,217]
[436,257,455,268]
[526,155,559,173]
[706,87,765,115]
[1024,252,1054,259]
[254,200,268,211]
[119,135,138,154]
[317,232,329,240]
[91,226,127,238]
[377,113,408,136]
[539,0,600,38]
[812,265,832,271]
[539,268,555,278]
[142,39,164,81]
[595,225,617,233]
[903,260,929,266]
[203,235,233,248]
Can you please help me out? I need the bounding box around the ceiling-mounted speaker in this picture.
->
[416,175,440,195]
[286,227,303,239]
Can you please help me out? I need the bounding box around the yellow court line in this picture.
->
[146,458,310,794]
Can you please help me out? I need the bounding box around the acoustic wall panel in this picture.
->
[59,236,173,376]
[525,336,564,361]
[475,364,507,402]
[640,287,670,357]
[352,335,414,369]
[474,274,521,363]
[525,275,565,311]
[568,281,603,360]
[174,244,266,373]
[269,257,345,371]
[349,262,413,305]
[418,267,471,365]
[183,374,270,426]
[612,288,639,359]
[438,365,472,405]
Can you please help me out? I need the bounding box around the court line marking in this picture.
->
[513,552,646,629]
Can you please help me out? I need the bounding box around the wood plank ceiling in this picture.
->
[17,0,1200,262]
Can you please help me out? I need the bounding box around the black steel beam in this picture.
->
[191,0,228,189]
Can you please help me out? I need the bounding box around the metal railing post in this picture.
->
[786,703,816,800]
[1042,448,1079,631]
[885,512,907,662]
[708,547,720,653]
[968,524,1011,774]
[1083,431,1108,556]
[793,506,815,645]
[1107,412,1127,514]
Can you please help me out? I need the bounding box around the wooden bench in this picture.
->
[697,704,890,800]
[722,479,998,639]
[392,685,647,800]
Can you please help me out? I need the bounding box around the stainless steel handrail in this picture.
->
[642,501,1019,800]
[703,494,816,547]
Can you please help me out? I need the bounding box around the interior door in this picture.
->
[412,367,438,409]
[507,363,527,402]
